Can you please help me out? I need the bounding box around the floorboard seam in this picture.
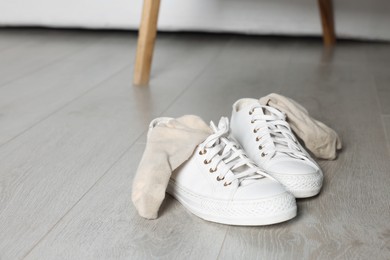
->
[216,227,229,260]
[370,57,386,115]
[381,115,390,155]
[371,65,390,156]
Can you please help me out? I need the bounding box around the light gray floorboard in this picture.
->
[383,115,390,153]
[0,32,228,259]
[0,30,389,259]
[0,34,134,146]
[217,47,390,259]
[163,36,293,122]
[162,37,390,259]
[0,30,103,87]
[25,143,227,260]
[0,69,181,259]
[0,29,54,51]
[373,68,390,115]
[368,43,390,115]
[0,30,36,51]
[366,42,390,70]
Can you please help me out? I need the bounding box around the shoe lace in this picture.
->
[250,105,308,160]
[198,117,269,186]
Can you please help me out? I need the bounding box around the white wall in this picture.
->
[0,0,389,40]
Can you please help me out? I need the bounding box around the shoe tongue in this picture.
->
[240,179,260,187]
[251,106,292,159]
[230,164,260,187]
[267,133,292,160]
[267,137,296,161]
[211,116,265,184]
[210,117,229,134]
[249,104,266,115]
[273,152,293,160]
[258,105,279,117]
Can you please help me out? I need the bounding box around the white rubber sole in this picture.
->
[290,187,322,198]
[167,179,297,226]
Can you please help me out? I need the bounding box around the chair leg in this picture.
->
[318,0,336,46]
[133,0,161,86]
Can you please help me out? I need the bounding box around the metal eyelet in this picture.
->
[251,120,255,124]
[216,176,224,181]
[199,149,207,155]
[258,145,263,150]
[249,111,253,115]
[253,129,257,133]
[209,167,217,173]
[261,152,267,157]
[224,181,232,186]
[256,137,261,142]
[204,159,211,164]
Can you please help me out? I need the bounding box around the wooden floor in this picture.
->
[0,28,389,260]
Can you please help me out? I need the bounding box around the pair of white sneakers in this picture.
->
[154,98,323,226]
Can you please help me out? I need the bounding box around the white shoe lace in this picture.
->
[198,117,270,186]
[249,105,308,160]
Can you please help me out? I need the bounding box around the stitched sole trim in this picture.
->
[269,171,323,198]
[167,179,297,226]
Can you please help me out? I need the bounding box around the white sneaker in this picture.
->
[230,99,323,198]
[163,117,297,226]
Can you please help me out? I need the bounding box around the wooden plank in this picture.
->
[162,36,293,122]
[3,32,389,259]
[288,40,368,67]
[161,37,390,259]
[0,69,183,260]
[0,29,63,51]
[0,34,135,146]
[0,33,228,259]
[0,29,43,52]
[375,71,390,115]
[217,57,390,258]
[369,43,390,115]
[25,143,227,260]
[0,29,101,87]
[383,115,390,154]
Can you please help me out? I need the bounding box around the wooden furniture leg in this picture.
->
[318,0,336,46]
[133,0,161,86]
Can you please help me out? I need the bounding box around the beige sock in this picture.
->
[260,93,342,160]
[132,115,212,219]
